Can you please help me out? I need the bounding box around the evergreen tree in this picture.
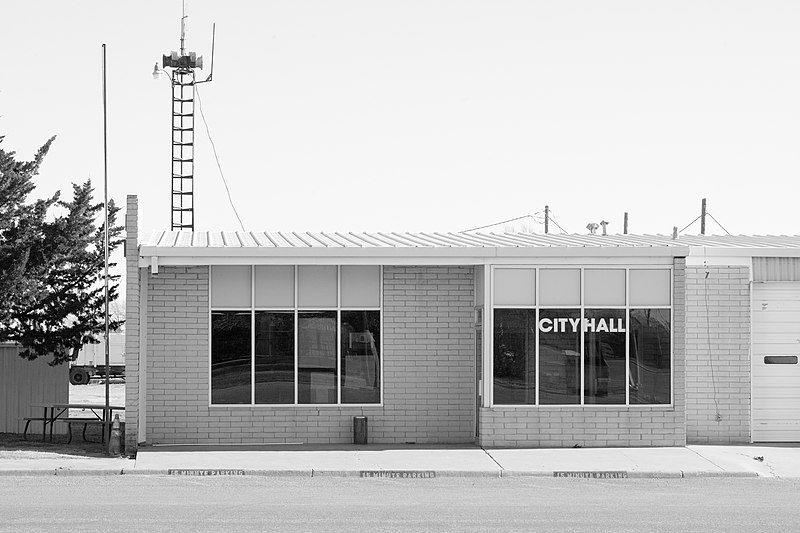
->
[0,136,123,365]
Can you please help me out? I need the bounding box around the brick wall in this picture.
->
[140,265,476,446]
[685,265,750,444]
[477,258,687,448]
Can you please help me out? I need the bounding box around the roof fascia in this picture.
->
[137,245,689,267]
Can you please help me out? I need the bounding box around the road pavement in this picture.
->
[1,475,800,532]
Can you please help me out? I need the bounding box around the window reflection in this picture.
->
[341,311,381,404]
[298,312,337,404]
[584,309,626,404]
[255,312,294,404]
[211,311,252,404]
[539,309,580,405]
[493,309,536,404]
[629,309,671,404]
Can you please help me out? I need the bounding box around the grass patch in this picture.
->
[0,426,117,458]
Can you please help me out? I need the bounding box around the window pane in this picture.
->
[255,266,294,307]
[255,312,295,404]
[539,269,580,306]
[629,309,671,404]
[584,269,625,306]
[539,309,580,404]
[341,266,380,307]
[298,311,337,404]
[211,266,251,307]
[341,311,381,403]
[584,309,626,404]
[493,268,536,306]
[298,266,337,307]
[629,269,670,306]
[211,311,251,404]
[493,309,536,404]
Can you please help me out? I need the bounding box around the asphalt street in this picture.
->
[1,476,799,532]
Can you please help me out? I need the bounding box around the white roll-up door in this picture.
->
[752,282,800,442]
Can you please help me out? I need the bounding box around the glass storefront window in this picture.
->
[629,309,671,404]
[298,312,337,404]
[255,312,294,404]
[341,311,381,404]
[492,266,672,406]
[211,266,382,406]
[539,309,581,405]
[493,309,536,404]
[584,309,626,404]
[211,311,252,404]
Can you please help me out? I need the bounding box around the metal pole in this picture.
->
[623,212,628,234]
[700,198,706,235]
[102,43,111,453]
[544,205,549,234]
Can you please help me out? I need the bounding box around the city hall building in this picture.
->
[124,196,800,451]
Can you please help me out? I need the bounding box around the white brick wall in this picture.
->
[477,258,687,448]
[139,264,476,446]
[685,265,750,444]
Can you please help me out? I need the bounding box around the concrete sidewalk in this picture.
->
[2,444,800,478]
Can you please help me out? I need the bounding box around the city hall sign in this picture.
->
[538,317,626,334]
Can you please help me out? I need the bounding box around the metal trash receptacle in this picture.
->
[353,416,368,445]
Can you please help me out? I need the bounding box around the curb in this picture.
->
[0,469,125,476]
[0,468,763,478]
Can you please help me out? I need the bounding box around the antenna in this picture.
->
[155,5,216,231]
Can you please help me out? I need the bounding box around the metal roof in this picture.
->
[141,231,800,250]
[136,231,800,268]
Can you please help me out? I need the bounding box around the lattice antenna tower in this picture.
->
[153,2,215,230]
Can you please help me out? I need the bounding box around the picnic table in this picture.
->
[25,403,125,444]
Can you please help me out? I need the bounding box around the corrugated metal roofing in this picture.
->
[140,231,800,249]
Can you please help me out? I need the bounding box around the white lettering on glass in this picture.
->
[537,318,626,334]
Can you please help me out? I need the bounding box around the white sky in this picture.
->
[2,1,799,238]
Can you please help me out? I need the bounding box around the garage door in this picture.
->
[752,282,800,442]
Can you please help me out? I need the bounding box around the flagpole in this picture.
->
[102,43,111,454]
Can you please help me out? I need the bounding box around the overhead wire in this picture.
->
[195,85,247,232]
[461,212,542,233]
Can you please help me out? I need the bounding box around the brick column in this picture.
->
[124,195,140,452]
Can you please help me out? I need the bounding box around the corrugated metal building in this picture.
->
[0,344,68,434]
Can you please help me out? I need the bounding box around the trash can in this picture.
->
[353,416,368,445]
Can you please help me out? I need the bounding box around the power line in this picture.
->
[461,212,541,233]
[195,86,246,232]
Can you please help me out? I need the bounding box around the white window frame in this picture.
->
[489,265,673,408]
[209,265,384,407]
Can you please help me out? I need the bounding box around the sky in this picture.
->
[2,1,799,239]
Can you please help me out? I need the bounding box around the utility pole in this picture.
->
[544,205,549,234]
[700,198,707,235]
[623,212,628,234]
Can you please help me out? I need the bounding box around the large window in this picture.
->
[211,265,382,405]
[492,267,671,406]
